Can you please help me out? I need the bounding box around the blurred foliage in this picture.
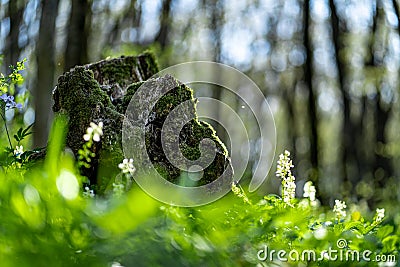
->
[0,116,398,266]
[0,59,26,95]
[0,59,37,169]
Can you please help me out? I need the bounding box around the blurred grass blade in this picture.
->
[45,114,68,175]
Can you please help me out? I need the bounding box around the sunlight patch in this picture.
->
[56,169,79,200]
[23,184,41,206]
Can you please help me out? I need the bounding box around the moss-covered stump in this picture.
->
[53,52,159,191]
[123,74,233,187]
[53,52,232,192]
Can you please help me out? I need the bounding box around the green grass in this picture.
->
[0,117,398,267]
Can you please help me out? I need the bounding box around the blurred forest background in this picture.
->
[0,0,399,205]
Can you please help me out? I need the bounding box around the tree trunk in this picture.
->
[303,0,319,185]
[33,0,60,147]
[4,0,25,76]
[374,93,393,187]
[329,0,359,193]
[108,0,141,47]
[155,0,173,50]
[209,0,225,140]
[64,0,91,71]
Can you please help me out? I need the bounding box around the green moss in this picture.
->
[53,52,159,191]
[139,76,231,186]
[180,142,201,161]
[118,82,144,114]
[153,84,194,118]
[87,51,159,87]
[55,67,111,153]
[53,52,231,191]
[137,50,159,79]
[153,162,174,179]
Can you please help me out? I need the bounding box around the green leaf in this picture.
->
[344,221,365,232]
[22,123,34,137]
[17,127,23,138]
[382,235,398,253]
[377,225,394,239]
[23,131,33,138]
[14,134,21,142]
[333,223,345,234]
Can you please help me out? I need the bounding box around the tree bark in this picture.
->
[372,0,394,187]
[329,0,359,192]
[64,0,91,71]
[303,0,319,184]
[209,0,225,139]
[4,0,25,76]
[374,93,393,187]
[33,0,60,147]
[155,0,173,50]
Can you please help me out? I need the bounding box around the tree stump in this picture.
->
[53,52,232,193]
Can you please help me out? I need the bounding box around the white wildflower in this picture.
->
[375,208,385,223]
[303,181,316,201]
[83,121,103,142]
[91,122,103,142]
[83,127,93,141]
[118,158,135,174]
[83,186,95,198]
[303,181,319,207]
[13,145,24,156]
[276,150,296,205]
[276,150,294,179]
[333,199,347,220]
[282,180,296,203]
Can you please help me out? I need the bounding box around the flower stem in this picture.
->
[0,112,13,150]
